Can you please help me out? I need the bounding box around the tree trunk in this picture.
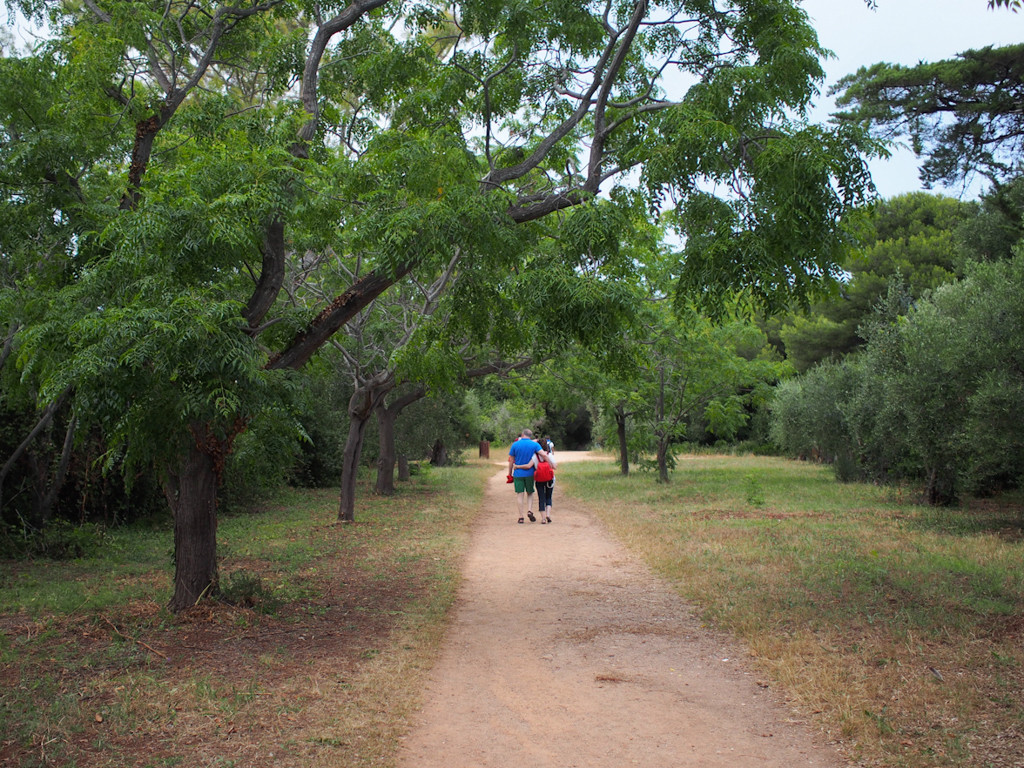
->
[924,465,956,506]
[268,266,415,371]
[36,415,77,525]
[397,454,410,481]
[656,438,671,484]
[245,219,286,330]
[338,406,371,523]
[375,404,398,496]
[166,440,221,612]
[615,405,629,476]
[0,388,72,514]
[655,366,670,483]
[429,439,448,466]
[338,382,391,522]
[374,386,426,496]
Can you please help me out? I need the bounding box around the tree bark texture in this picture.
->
[655,366,669,483]
[167,440,221,611]
[656,440,671,484]
[338,383,391,521]
[268,265,414,372]
[245,218,286,331]
[0,389,72,513]
[36,415,77,525]
[375,405,399,496]
[374,386,426,496]
[429,439,448,467]
[615,406,629,476]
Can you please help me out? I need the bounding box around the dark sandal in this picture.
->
[517,517,524,524]
[527,511,536,522]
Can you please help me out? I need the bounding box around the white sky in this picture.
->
[801,0,1024,199]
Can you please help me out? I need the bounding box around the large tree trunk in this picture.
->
[374,386,426,496]
[338,405,371,523]
[338,382,391,522]
[429,439,448,466]
[615,404,629,476]
[166,440,221,612]
[375,405,399,496]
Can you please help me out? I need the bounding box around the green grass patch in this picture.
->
[560,453,1024,768]
[0,460,493,768]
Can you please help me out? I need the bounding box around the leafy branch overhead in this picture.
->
[1,0,879,609]
[833,42,1024,188]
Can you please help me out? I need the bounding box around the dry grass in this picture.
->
[560,453,1024,768]
[0,460,493,768]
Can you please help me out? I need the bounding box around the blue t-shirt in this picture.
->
[509,438,542,477]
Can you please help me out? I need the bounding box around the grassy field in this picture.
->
[0,460,493,768]
[3,453,1022,768]
[557,453,1024,768]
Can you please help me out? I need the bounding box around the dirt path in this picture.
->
[396,452,847,768]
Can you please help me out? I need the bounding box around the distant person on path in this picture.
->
[534,440,556,524]
[507,429,548,524]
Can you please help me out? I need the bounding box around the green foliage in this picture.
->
[1,0,880,597]
[396,390,476,461]
[956,176,1024,264]
[538,403,593,450]
[742,472,766,507]
[0,520,106,560]
[466,389,544,446]
[219,406,309,509]
[219,569,281,614]
[834,42,1024,187]
[774,192,973,371]
[289,368,352,488]
[771,254,1024,504]
[769,358,862,479]
[633,303,790,479]
[668,121,880,316]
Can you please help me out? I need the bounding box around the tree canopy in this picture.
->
[1,0,878,608]
[833,42,1024,188]
[772,192,975,371]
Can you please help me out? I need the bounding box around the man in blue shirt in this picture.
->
[507,428,549,523]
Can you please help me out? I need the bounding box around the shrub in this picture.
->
[771,255,1024,504]
[0,520,106,560]
[219,570,281,614]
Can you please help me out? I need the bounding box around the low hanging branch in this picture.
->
[266,262,417,371]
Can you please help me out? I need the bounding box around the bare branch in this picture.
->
[296,0,396,150]
[586,0,648,194]
[82,0,111,23]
